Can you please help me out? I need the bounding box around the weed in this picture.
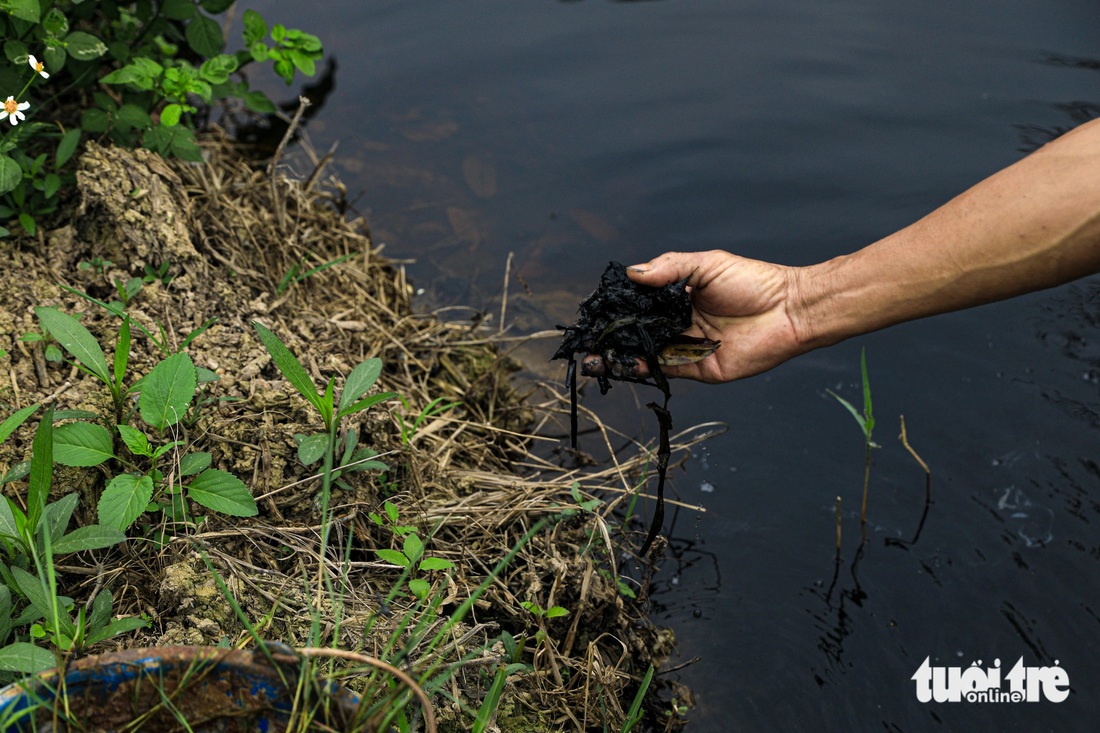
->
[0,406,142,677]
[827,347,876,530]
[0,3,322,236]
[33,306,256,533]
[276,250,358,295]
[397,395,461,445]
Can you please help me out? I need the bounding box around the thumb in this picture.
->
[626,251,709,287]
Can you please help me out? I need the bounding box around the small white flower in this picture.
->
[28,55,49,79]
[0,96,30,126]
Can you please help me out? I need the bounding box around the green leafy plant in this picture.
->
[33,306,256,533]
[0,406,142,676]
[370,501,454,600]
[620,664,655,733]
[519,599,569,622]
[827,347,876,529]
[368,499,416,538]
[0,2,323,236]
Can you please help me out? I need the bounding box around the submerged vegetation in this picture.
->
[0,2,704,730]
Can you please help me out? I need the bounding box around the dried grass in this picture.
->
[0,126,715,731]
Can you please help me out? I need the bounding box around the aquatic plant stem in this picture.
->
[860,441,871,533]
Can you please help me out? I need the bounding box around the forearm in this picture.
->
[791,118,1100,350]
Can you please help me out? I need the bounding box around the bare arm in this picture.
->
[584,118,1100,383]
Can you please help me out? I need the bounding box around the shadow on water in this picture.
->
[1015,52,1100,151]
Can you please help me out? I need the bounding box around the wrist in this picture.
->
[786,255,859,353]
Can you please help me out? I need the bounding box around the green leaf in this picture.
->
[101,66,147,88]
[44,173,61,199]
[167,125,202,161]
[3,40,28,64]
[827,389,867,435]
[288,50,316,77]
[403,533,424,564]
[81,107,109,133]
[186,469,257,517]
[199,54,237,85]
[376,548,408,568]
[0,403,39,443]
[114,316,131,390]
[53,422,113,467]
[27,407,54,536]
[52,524,125,553]
[249,40,269,64]
[10,566,49,616]
[64,31,107,61]
[117,103,151,130]
[139,352,196,430]
[338,359,383,415]
[177,451,211,477]
[34,307,110,383]
[252,322,321,411]
[88,588,111,632]
[545,606,570,619]
[337,391,398,419]
[43,45,66,74]
[40,492,78,547]
[186,14,224,57]
[0,642,55,673]
[201,0,235,13]
[161,0,196,21]
[273,58,294,84]
[160,103,183,127]
[56,129,81,168]
[419,557,454,572]
[98,473,154,530]
[151,440,183,461]
[5,0,41,24]
[0,156,21,195]
[408,578,429,600]
[241,9,267,45]
[18,213,36,236]
[116,424,151,457]
[0,586,12,645]
[859,347,874,437]
[295,433,328,465]
[41,7,68,35]
[0,497,21,544]
[86,615,146,645]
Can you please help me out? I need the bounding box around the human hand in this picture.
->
[580,250,804,383]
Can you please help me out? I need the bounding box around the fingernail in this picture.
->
[626,263,651,273]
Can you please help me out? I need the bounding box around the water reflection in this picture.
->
[805,542,867,688]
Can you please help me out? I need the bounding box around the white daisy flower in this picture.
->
[0,96,30,126]
[28,55,49,80]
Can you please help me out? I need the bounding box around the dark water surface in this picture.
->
[237,1,1100,730]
